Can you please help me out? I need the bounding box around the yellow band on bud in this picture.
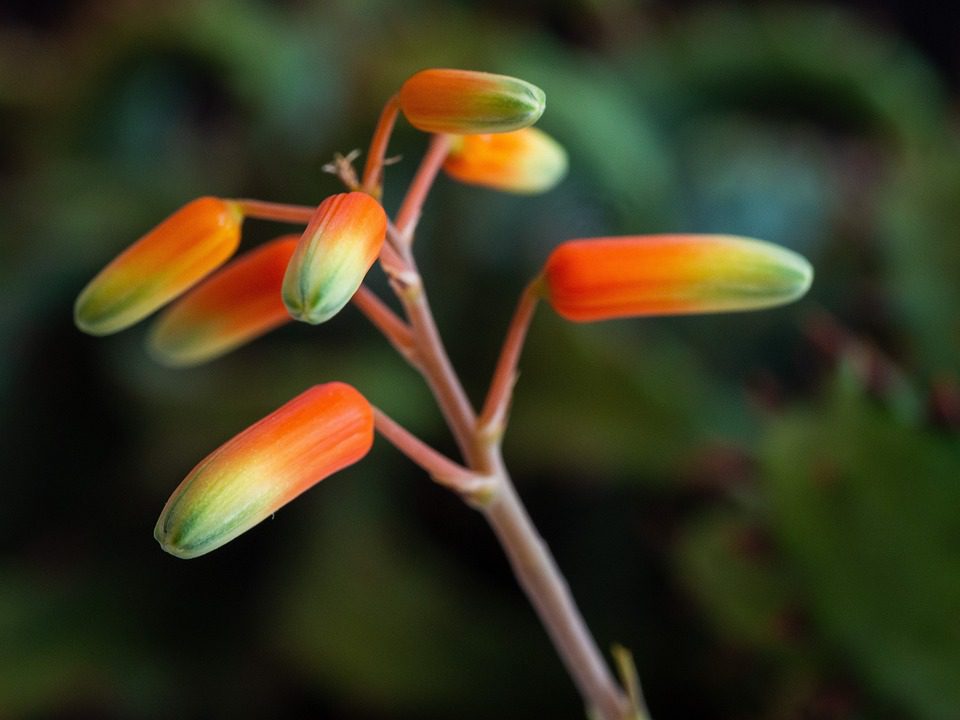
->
[443,128,568,194]
[155,382,374,559]
[74,197,243,336]
[544,235,813,322]
[399,68,546,135]
[282,193,387,325]
[148,236,299,367]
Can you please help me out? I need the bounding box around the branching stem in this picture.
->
[393,269,632,718]
[364,138,636,720]
[373,407,492,496]
[233,143,637,720]
[243,107,642,720]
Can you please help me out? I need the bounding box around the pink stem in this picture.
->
[234,199,315,224]
[395,133,453,241]
[373,407,490,495]
[361,94,401,194]
[361,108,636,720]
[392,262,481,467]
[479,446,633,720]
[351,286,417,365]
[479,278,543,434]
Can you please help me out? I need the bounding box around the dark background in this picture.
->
[2,1,959,718]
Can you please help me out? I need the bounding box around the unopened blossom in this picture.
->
[543,235,813,322]
[155,382,374,559]
[282,192,387,325]
[75,197,243,335]
[399,68,546,134]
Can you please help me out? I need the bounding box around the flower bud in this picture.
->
[282,193,387,325]
[74,197,243,336]
[399,68,546,134]
[148,236,298,367]
[543,235,813,322]
[443,128,567,194]
[155,382,374,559]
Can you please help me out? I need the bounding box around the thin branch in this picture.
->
[395,133,453,242]
[373,407,491,496]
[478,278,543,435]
[351,286,417,366]
[234,199,315,224]
[378,226,409,277]
[361,94,401,194]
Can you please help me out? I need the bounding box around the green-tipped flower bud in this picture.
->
[282,193,387,325]
[399,68,546,134]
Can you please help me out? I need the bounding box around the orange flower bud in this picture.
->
[282,192,387,325]
[148,236,298,367]
[443,128,568,194]
[74,197,243,336]
[543,235,813,322]
[399,68,546,134]
[155,382,374,559]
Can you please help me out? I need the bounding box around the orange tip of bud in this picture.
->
[147,236,298,367]
[544,235,813,322]
[399,68,546,135]
[282,192,387,325]
[154,382,374,559]
[74,197,243,336]
[443,128,568,194]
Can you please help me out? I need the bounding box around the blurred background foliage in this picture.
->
[1,0,959,718]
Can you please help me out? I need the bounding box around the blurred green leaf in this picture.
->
[878,145,960,374]
[676,511,799,654]
[635,4,950,154]
[762,375,960,719]
[0,566,163,717]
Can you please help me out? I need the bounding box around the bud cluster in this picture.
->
[74,66,811,568]
[74,64,813,720]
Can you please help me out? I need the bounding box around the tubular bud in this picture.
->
[148,236,298,367]
[154,382,374,559]
[74,197,243,336]
[399,68,546,135]
[543,235,813,322]
[443,128,568,194]
[282,193,387,325]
